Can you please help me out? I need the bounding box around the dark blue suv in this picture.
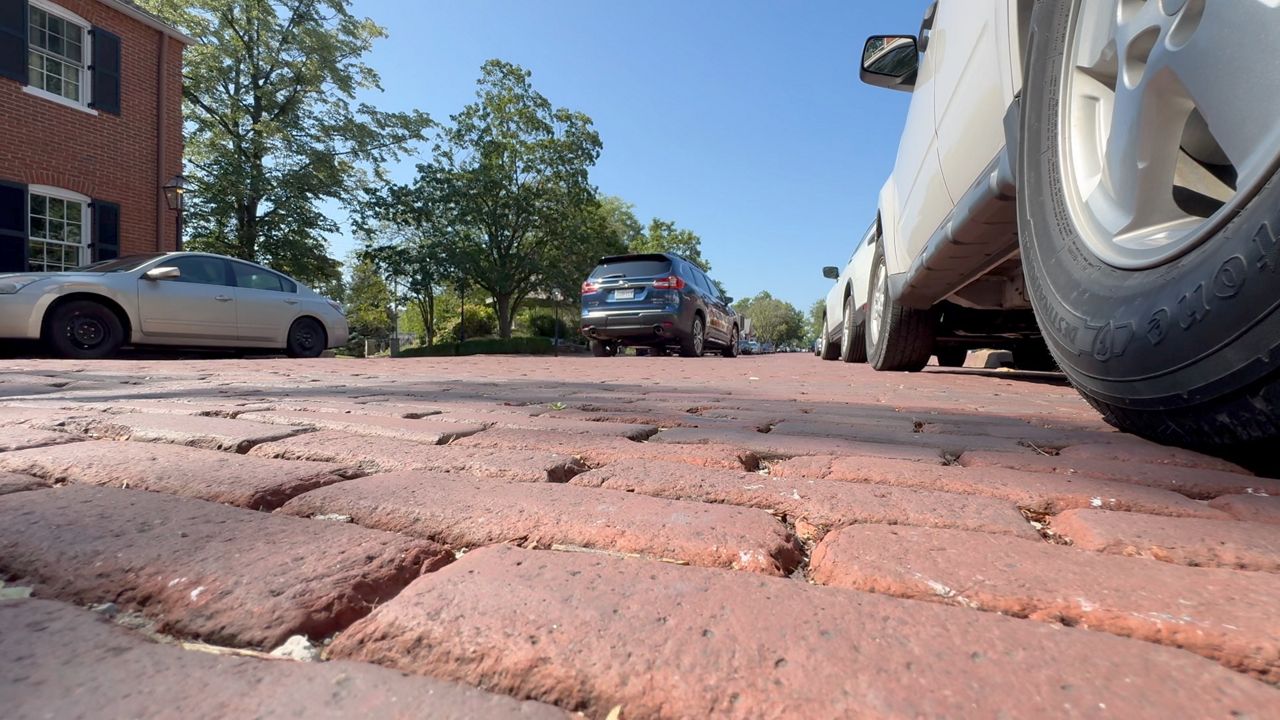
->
[580,253,739,358]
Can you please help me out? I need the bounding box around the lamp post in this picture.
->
[552,288,563,358]
[458,275,466,346]
[162,175,187,251]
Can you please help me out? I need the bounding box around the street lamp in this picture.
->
[162,174,187,251]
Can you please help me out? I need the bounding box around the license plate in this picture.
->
[614,288,635,300]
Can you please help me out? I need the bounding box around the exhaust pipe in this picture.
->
[653,325,665,336]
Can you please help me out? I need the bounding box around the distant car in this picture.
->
[741,339,760,355]
[580,253,739,358]
[0,252,349,359]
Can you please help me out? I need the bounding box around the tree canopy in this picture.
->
[140,0,431,286]
[734,292,806,347]
[629,218,710,271]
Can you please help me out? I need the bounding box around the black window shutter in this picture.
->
[90,27,121,115]
[0,181,27,272]
[93,200,120,261]
[0,0,27,84]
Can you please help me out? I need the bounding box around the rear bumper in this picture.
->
[580,309,685,343]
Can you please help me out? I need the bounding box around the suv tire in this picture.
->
[866,245,935,372]
[590,340,617,357]
[819,314,841,360]
[839,294,867,363]
[722,326,740,358]
[679,315,705,357]
[935,348,967,368]
[1020,0,1280,448]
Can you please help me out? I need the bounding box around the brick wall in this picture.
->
[0,0,184,257]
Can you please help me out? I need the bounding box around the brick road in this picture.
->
[1,353,1278,718]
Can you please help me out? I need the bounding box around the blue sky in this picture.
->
[338,0,931,311]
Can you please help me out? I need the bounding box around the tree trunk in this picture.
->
[495,293,514,339]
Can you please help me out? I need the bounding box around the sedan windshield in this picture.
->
[73,254,166,273]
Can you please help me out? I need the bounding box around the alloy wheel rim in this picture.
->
[1059,0,1280,269]
[868,263,887,343]
[693,320,704,354]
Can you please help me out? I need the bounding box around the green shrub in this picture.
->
[527,312,571,338]
[436,305,498,342]
[398,336,554,357]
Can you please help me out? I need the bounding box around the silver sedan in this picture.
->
[0,252,349,359]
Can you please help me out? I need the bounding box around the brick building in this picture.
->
[0,0,190,273]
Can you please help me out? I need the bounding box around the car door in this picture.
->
[931,0,1018,196]
[230,261,300,343]
[888,4,956,271]
[692,268,727,343]
[136,255,238,342]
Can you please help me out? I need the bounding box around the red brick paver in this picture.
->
[248,430,585,482]
[330,544,1280,718]
[2,353,1277,716]
[1,599,569,720]
[238,409,487,444]
[809,524,1280,679]
[773,454,1227,519]
[570,458,1038,540]
[452,426,759,470]
[1053,508,1280,573]
[1210,493,1280,524]
[279,471,802,574]
[0,486,451,648]
[959,449,1278,499]
[0,440,349,510]
[47,411,303,453]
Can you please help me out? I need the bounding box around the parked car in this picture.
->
[851,1,1280,448]
[0,252,349,359]
[580,253,739,358]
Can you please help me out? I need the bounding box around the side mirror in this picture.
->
[723,295,734,304]
[822,266,840,280]
[860,35,919,92]
[144,266,181,281]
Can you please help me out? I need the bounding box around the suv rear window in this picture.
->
[590,257,672,279]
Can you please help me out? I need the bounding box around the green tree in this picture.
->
[408,59,603,338]
[344,257,391,338]
[734,292,805,347]
[598,196,644,249]
[807,298,826,344]
[629,218,710,271]
[139,0,431,286]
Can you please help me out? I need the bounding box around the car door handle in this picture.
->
[284,299,299,305]
[215,295,233,302]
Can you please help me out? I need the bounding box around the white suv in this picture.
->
[832,0,1280,450]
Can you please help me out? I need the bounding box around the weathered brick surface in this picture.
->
[773,454,1227,519]
[1210,493,1280,525]
[1058,441,1254,473]
[330,545,1280,718]
[959,449,1279,499]
[0,471,47,496]
[0,426,83,452]
[0,486,451,648]
[453,427,759,470]
[238,409,486,444]
[0,441,348,510]
[769,418,1025,452]
[0,405,91,427]
[279,472,801,574]
[1053,509,1280,573]
[249,430,585,482]
[0,599,569,720]
[810,524,1280,679]
[650,426,944,462]
[570,459,1038,540]
[47,412,303,453]
[433,410,658,440]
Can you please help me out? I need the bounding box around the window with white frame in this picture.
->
[27,2,88,104]
[28,189,89,272]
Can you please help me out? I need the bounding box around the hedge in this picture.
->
[397,336,555,357]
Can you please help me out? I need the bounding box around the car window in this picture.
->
[75,254,164,272]
[590,257,672,279]
[166,256,229,286]
[693,269,715,297]
[232,262,296,293]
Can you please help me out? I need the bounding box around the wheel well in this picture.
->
[43,293,132,341]
[291,315,328,342]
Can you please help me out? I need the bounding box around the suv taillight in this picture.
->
[581,280,599,294]
[652,275,685,290]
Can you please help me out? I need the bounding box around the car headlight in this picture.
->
[0,277,45,294]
